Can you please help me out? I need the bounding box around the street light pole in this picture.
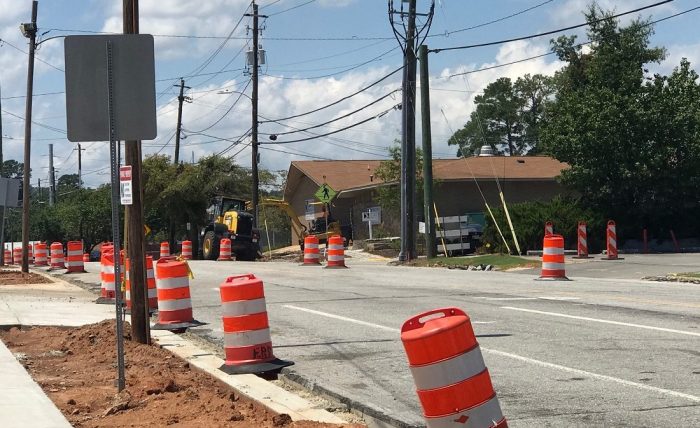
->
[20,0,38,273]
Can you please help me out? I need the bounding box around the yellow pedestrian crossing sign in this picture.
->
[315,183,337,203]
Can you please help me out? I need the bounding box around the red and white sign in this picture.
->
[119,165,133,205]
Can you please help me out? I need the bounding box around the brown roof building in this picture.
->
[283,156,569,242]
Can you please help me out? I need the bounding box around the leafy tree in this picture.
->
[1,160,25,178]
[540,5,700,237]
[374,141,424,217]
[448,75,553,156]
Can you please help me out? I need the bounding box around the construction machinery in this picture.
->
[255,198,350,249]
[200,196,261,261]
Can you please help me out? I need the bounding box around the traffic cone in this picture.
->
[181,240,193,260]
[538,234,569,280]
[574,221,591,259]
[217,238,233,261]
[325,235,347,269]
[300,235,321,266]
[219,274,293,374]
[401,308,508,428]
[152,257,204,330]
[160,241,170,259]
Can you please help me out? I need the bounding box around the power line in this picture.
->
[0,38,64,72]
[1,91,64,100]
[267,0,317,17]
[260,103,400,145]
[187,79,252,133]
[430,0,674,53]
[260,65,403,123]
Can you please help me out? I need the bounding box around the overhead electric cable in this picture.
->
[267,0,317,17]
[188,79,252,133]
[430,0,674,53]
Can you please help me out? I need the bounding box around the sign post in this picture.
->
[361,207,381,241]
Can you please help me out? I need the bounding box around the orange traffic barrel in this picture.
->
[218,238,232,261]
[49,242,65,270]
[97,248,122,304]
[219,274,293,374]
[65,241,86,273]
[4,249,12,264]
[603,220,620,260]
[83,253,90,263]
[539,234,569,280]
[125,256,158,312]
[181,240,193,260]
[325,235,347,268]
[401,308,507,428]
[34,243,48,266]
[160,241,170,259]
[12,247,22,265]
[153,257,203,330]
[27,244,34,264]
[301,235,320,266]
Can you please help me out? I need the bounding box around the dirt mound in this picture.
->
[0,269,53,285]
[0,320,362,428]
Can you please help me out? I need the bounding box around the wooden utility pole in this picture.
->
[174,78,190,164]
[48,144,55,205]
[20,0,38,273]
[249,1,261,226]
[123,0,149,345]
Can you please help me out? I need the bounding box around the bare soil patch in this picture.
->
[0,269,53,285]
[0,320,362,428]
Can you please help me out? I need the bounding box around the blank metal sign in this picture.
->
[64,34,157,142]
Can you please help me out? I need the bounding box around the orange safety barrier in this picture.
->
[49,242,65,270]
[34,243,48,266]
[575,221,590,259]
[401,308,508,428]
[4,249,12,264]
[218,238,233,261]
[160,241,170,259]
[219,274,293,374]
[153,257,203,330]
[12,247,22,265]
[301,235,320,266]
[181,240,193,260]
[539,234,569,280]
[603,220,619,260]
[65,241,86,273]
[27,244,34,264]
[325,235,347,269]
[125,256,158,311]
[544,221,554,236]
[83,253,90,263]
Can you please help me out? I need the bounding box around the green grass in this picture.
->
[416,254,540,270]
[675,272,700,279]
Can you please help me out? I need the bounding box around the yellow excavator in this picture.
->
[253,198,347,250]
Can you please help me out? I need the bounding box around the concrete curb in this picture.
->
[150,329,346,424]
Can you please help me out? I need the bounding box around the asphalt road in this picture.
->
[166,252,699,427]
[70,253,700,427]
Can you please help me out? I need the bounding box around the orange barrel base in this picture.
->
[152,257,204,331]
[218,274,293,375]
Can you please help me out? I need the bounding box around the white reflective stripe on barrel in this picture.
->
[224,328,271,348]
[147,270,155,279]
[305,253,320,259]
[67,250,82,256]
[156,276,189,290]
[147,288,157,298]
[425,396,504,428]
[222,298,267,317]
[327,255,344,261]
[125,291,131,300]
[542,262,565,270]
[579,237,587,246]
[608,237,617,247]
[158,298,192,311]
[329,244,343,250]
[305,243,318,249]
[65,261,83,267]
[409,346,486,390]
[543,247,564,255]
[103,282,115,291]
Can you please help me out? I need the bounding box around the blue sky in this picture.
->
[0,0,698,188]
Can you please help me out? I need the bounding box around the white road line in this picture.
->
[475,297,539,301]
[282,304,700,403]
[481,348,700,403]
[501,306,700,337]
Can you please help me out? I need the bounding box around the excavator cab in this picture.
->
[200,196,261,261]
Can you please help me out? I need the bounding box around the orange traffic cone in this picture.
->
[219,274,293,374]
[325,235,347,269]
[300,235,321,266]
[217,238,233,261]
[160,241,170,259]
[401,308,508,428]
[181,240,193,260]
